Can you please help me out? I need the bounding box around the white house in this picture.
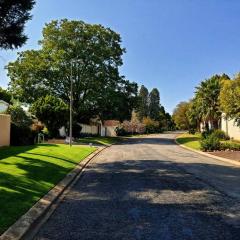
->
[59,119,120,138]
[0,100,9,113]
[221,115,240,140]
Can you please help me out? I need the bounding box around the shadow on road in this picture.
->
[36,156,240,240]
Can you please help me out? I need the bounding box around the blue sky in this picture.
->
[1,0,240,113]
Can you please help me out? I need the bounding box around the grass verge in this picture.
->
[176,133,201,150]
[0,144,95,233]
[77,136,120,146]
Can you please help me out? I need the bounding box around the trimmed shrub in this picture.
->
[10,123,37,146]
[72,124,82,138]
[219,142,240,151]
[188,128,196,134]
[211,129,229,140]
[115,127,128,136]
[200,134,220,151]
[201,129,214,139]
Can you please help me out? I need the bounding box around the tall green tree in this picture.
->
[136,85,149,121]
[186,98,201,131]
[158,106,175,130]
[0,0,35,49]
[7,19,137,123]
[172,101,190,130]
[149,88,160,120]
[194,74,229,129]
[30,95,69,137]
[220,74,240,126]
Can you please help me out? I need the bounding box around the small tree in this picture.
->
[30,95,69,138]
[7,104,35,146]
[7,104,32,127]
[142,117,159,133]
[172,102,190,130]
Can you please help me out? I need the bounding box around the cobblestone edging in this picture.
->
[175,138,240,167]
[0,146,106,240]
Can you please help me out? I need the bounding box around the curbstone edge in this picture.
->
[174,138,240,167]
[0,146,108,240]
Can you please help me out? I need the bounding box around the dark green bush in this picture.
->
[72,124,83,138]
[188,128,196,134]
[200,134,220,151]
[211,129,229,140]
[10,123,37,146]
[115,127,128,136]
[201,129,214,139]
[219,142,240,151]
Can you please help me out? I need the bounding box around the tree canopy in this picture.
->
[7,19,137,123]
[136,85,149,121]
[0,87,11,103]
[135,85,173,131]
[174,73,231,131]
[220,74,240,126]
[30,95,69,137]
[0,0,35,49]
[149,88,160,121]
[191,74,229,129]
[172,101,190,130]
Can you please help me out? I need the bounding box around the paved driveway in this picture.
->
[35,133,240,240]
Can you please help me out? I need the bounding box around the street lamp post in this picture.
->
[70,60,73,147]
[69,59,81,147]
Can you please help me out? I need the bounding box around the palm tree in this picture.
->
[194,74,229,130]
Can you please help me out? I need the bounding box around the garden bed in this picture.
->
[176,133,240,161]
[209,151,240,162]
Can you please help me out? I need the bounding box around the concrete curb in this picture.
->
[0,146,107,240]
[174,138,240,167]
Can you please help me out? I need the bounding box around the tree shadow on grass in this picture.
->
[0,144,60,161]
[0,153,75,234]
[176,136,200,145]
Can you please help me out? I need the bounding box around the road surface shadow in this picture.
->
[35,158,240,240]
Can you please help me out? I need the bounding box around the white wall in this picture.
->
[80,123,98,135]
[0,114,10,146]
[105,126,117,137]
[221,116,240,140]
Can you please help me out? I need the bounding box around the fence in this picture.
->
[80,123,99,135]
[0,114,10,146]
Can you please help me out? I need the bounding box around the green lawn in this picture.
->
[176,133,201,150]
[0,144,95,233]
[76,136,120,146]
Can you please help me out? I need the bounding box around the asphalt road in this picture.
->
[34,133,240,240]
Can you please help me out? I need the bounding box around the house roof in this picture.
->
[104,120,120,127]
[0,100,9,106]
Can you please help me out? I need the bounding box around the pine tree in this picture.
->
[136,85,149,121]
[149,88,160,120]
[0,0,35,49]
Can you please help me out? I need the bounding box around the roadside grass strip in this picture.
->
[0,144,95,233]
[176,133,201,150]
[77,136,120,146]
